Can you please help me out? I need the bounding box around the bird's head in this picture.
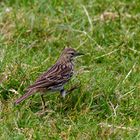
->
[60,48,84,62]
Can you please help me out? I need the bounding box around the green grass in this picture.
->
[0,0,140,139]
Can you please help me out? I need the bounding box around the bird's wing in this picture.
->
[27,63,73,90]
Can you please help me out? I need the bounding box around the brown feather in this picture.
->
[14,47,82,105]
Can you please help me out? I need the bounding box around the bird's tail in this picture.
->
[14,89,36,105]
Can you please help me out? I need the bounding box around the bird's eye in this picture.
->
[71,52,74,55]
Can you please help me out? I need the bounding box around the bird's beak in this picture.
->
[74,52,84,57]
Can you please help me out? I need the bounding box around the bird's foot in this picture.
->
[67,85,79,94]
[36,106,54,116]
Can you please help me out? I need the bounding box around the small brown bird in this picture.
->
[14,48,83,108]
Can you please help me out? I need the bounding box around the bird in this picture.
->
[14,48,83,109]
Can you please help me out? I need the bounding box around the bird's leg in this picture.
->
[67,85,78,94]
[60,88,67,98]
[60,85,78,98]
[40,94,46,111]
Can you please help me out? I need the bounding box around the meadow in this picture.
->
[0,0,140,139]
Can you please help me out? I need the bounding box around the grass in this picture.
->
[0,0,140,139]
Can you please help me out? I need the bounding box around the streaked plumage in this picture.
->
[14,48,83,105]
